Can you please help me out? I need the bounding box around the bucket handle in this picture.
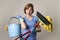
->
[9,17,20,25]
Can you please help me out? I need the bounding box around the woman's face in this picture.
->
[26,7,33,15]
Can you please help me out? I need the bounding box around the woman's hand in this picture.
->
[20,18,26,30]
[35,22,41,32]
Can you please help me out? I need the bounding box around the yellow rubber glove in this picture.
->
[4,25,8,31]
[39,16,53,32]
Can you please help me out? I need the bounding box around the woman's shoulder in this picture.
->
[32,16,39,22]
[33,16,38,20]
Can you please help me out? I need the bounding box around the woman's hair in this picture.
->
[24,3,34,14]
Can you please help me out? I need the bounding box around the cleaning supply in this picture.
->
[8,17,21,37]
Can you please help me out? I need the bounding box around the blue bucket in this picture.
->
[8,17,21,37]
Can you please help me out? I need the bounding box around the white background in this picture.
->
[0,0,60,40]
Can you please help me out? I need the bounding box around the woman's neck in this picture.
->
[26,14,33,21]
[26,15,32,18]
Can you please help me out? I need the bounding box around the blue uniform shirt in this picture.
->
[21,16,39,40]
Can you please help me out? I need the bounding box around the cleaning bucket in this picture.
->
[8,17,21,37]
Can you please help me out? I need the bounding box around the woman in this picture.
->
[15,3,41,40]
[21,3,40,40]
